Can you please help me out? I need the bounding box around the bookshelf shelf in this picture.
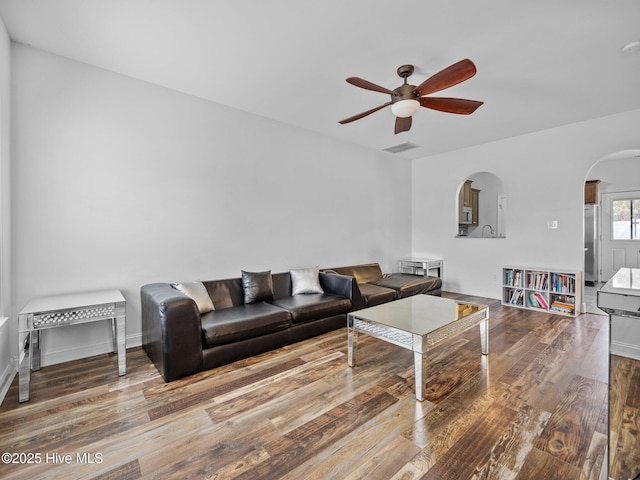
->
[502,266,581,317]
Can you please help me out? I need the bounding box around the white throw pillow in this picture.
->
[290,266,324,295]
[172,281,215,313]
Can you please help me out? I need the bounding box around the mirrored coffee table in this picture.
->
[347,294,489,401]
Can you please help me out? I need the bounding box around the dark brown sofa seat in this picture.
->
[201,302,291,348]
[357,283,396,307]
[372,274,441,298]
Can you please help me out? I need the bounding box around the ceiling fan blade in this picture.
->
[419,97,483,115]
[346,77,396,95]
[339,102,392,124]
[394,116,412,134]
[414,59,477,97]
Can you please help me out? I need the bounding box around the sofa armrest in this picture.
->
[141,283,203,382]
[319,271,364,311]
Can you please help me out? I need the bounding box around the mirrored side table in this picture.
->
[18,290,126,402]
[398,258,443,278]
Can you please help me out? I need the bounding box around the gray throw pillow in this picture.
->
[242,270,274,304]
[172,281,215,313]
[291,266,324,295]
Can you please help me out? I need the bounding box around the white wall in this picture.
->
[10,44,412,366]
[412,110,640,357]
[0,15,12,401]
[412,109,640,298]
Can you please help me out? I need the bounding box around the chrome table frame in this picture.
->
[18,290,126,402]
[347,295,488,402]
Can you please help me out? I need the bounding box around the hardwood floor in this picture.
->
[0,292,633,479]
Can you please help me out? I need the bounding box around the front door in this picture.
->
[600,191,640,280]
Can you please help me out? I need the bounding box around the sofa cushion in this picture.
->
[204,278,244,309]
[290,266,324,295]
[242,270,274,304]
[201,302,291,348]
[171,281,215,313]
[326,263,383,284]
[270,293,351,324]
[370,274,442,298]
[358,283,396,307]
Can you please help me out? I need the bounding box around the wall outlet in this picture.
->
[547,220,558,229]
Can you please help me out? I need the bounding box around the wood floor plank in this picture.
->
[420,403,519,480]
[138,414,279,478]
[466,403,552,480]
[281,394,422,480]
[392,385,496,478]
[515,447,581,480]
[226,387,399,480]
[610,405,640,480]
[342,435,421,480]
[576,319,609,385]
[580,430,608,480]
[534,374,608,468]
[147,357,307,420]
[626,359,640,410]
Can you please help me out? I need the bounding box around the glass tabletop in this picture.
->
[350,294,486,336]
[601,267,640,293]
[19,290,125,315]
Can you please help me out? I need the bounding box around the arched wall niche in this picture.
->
[455,171,506,239]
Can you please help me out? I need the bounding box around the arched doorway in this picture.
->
[584,149,640,283]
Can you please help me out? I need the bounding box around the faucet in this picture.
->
[482,224,495,238]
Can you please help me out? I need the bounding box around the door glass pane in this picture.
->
[612,199,631,240]
[633,199,640,240]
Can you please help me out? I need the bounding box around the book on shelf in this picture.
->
[505,269,522,287]
[551,294,575,305]
[551,273,576,293]
[528,292,549,310]
[506,288,523,305]
[550,302,575,313]
[527,272,548,290]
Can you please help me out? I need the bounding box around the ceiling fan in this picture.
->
[339,59,483,134]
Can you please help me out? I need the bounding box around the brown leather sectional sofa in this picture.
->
[141,263,441,382]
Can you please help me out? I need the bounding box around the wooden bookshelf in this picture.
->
[502,266,581,317]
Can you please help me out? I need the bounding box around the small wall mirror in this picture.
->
[456,172,506,238]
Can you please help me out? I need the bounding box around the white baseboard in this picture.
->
[0,316,13,406]
[0,360,16,406]
[611,340,640,361]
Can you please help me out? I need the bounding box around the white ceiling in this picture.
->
[1,0,639,159]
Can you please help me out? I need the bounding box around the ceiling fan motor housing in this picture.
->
[392,83,418,102]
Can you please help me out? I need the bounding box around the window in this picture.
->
[612,198,640,240]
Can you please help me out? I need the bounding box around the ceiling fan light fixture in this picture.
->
[391,99,420,118]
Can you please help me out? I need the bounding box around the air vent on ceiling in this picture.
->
[383,142,421,154]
